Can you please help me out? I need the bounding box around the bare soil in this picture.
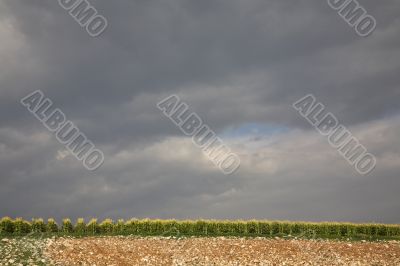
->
[45,236,400,265]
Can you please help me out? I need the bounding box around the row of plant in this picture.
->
[1,217,399,238]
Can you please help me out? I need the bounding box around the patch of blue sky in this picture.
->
[221,123,289,139]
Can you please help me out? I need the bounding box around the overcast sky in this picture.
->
[0,0,399,224]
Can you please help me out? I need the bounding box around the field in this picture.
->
[2,217,400,239]
[1,217,400,265]
[1,236,400,265]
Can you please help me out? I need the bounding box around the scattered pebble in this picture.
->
[44,236,400,265]
[0,237,49,265]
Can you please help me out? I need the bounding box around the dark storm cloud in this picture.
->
[0,0,399,223]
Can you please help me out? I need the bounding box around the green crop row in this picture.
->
[1,217,399,239]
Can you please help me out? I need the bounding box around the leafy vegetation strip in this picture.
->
[1,217,399,239]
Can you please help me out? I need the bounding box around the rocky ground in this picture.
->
[0,236,49,265]
[42,236,400,265]
[1,235,399,265]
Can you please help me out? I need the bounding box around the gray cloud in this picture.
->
[0,0,399,223]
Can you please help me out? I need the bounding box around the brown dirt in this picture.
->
[44,236,400,265]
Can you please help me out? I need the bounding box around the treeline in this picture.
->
[1,217,399,239]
